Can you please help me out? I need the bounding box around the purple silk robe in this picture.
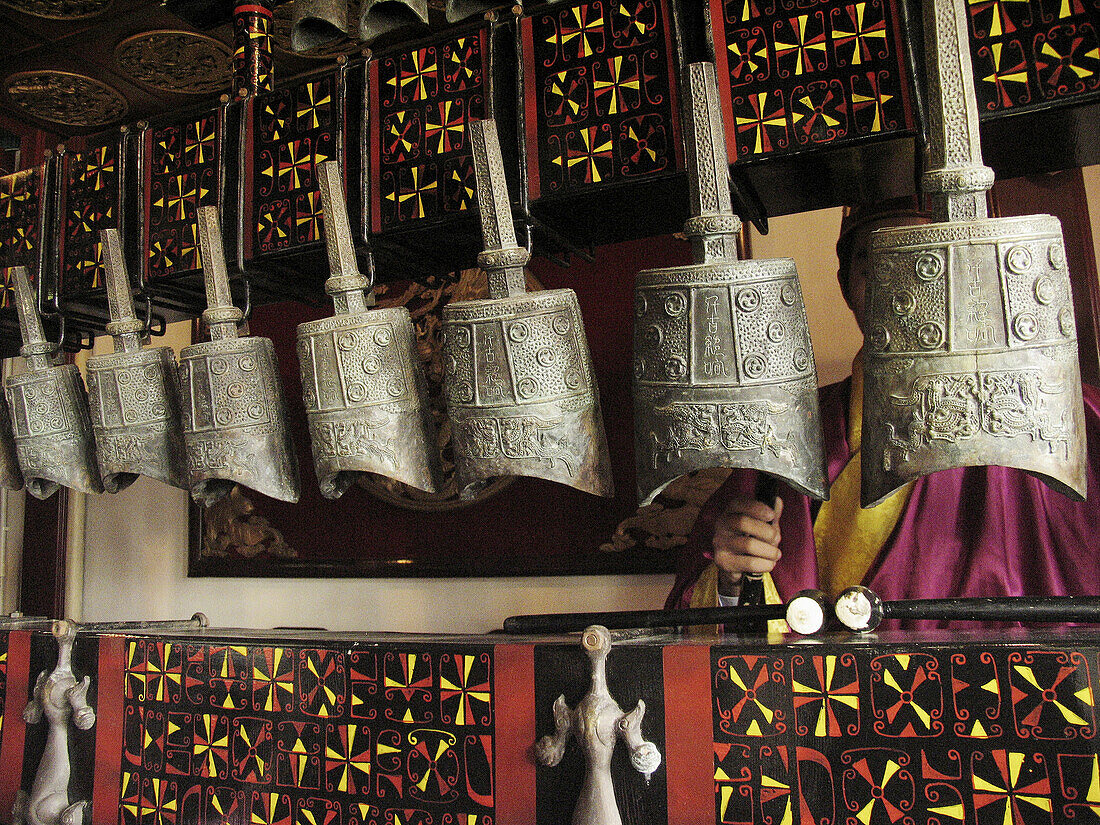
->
[667,380,1100,626]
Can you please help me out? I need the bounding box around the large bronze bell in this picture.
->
[84,228,188,493]
[440,118,613,499]
[179,206,301,505]
[291,0,349,52]
[358,0,428,44]
[5,266,102,498]
[0,393,23,492]
[444,0,499,24]
[297,161,441,498]
[861,0,1086,507]
[633,62,828,505]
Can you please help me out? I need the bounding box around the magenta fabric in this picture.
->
[667,381,1100,627]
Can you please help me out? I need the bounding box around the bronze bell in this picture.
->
[291,0,349,52]
[441,119,613,499]
[359,0,428,44]
[0,392,23,493]
[445,0,501,24]
[4,266,102,498]
[297,161,441,498]
[84,229,188,493]
[178,206,301,505]
[633,62,828,505]
[861,0,1086,507]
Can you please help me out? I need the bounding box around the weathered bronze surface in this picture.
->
[290,0,349,52]
[114,31,231,95]
[861,0,1086,507]
[633,62,827,505]
[297,161,441,498]
[0,394,23,493]
[5,266,102,498]
[4,70,127,128]
[441,119,613,499]
[85,228,188,493]
[179,206,300,505]
[358,0,427,44]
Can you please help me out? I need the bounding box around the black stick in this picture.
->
[502,603,787,635]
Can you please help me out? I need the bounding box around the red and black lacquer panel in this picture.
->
[522,0,682,200]
[967,0,1100,114]
[0,167,47,309]
[369,28,490,234]
[247,64,349,261]
[708,0,915,163]
[710,644,1100,824]
[142,110,224,284]
[118,639,497,824]
[57,134,126,300]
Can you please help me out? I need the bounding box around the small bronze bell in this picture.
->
[179,206,301,505]
[861,0,1086,507]
[5,266,102,498]
[358,0,428,44]
[633,62,828,505]
[291,0,349,52]
[85,229,188,493]
[297,161,441,498]
[441,119,613,499]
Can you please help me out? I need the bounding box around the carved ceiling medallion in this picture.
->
[115,30,232,95]
[0,0,110,19]
[5,71,127,127]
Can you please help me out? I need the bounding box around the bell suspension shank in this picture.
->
[196,205,243,342]
[683,62,740,264]
[316,160,372,316]
[922,0,994,222]
[100,228,145,354]
[11,266,54,371]
[469,118,528,299]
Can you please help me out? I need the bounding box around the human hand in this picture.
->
[711,497,783,596]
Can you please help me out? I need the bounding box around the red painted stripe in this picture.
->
[92,635,126,825]
[235,4,273,16]
[0,630,32,814]
[493,643,536,825]
[664,644,716,825]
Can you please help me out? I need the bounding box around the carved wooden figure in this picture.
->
[535,625,662,825]
[14,620,95,825]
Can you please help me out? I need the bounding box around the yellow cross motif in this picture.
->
[615,2,649,37]
[881,664,934,730]
[851,84,894,133]
[252,648,294,712]
[554,127,613,184]
[451,167,474,211]
[156,135,177,172]
[79,241,104,289]
[855,759,904,824]
[972,751,1053,815]
[325,725,372,792]
[425,99,466,154]
[791,92,842,131]
[792,655,859,737]
[120,771,140,820]
[140,776,177,820]
[193,714,228,776]
[968,0,1030,38]
[832,2,887,66]
[774,14,828,75]
[397,166,437,218]
[728,37,768,76]
[258,210,288,246]
[296,189,323,241]
[263,102,288,143]
[305,653,341,716]
[401,48,438,102]
[560,5,606,58]
[237,723,268,776]
[1014,664,1093,724]
[297,82,332,130]
[167,175,195,222]
[440,654,490,725]
[186,119,215,165]
[982,42,1030,90]
[249,791,286,825]
[1040,39,1099,80]
[593,55,641,115]
[447,37,477,86]
[735,92,787,156]
[84,146,115,191]
[623,123,657,162]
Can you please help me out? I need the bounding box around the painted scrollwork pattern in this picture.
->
[371,29,488,231]
[524,0,680,198]
[120,639,496,824]
[0,167,43,307]
[713,644,1100,825]
[60,138,121,297]
[710,0,914,161]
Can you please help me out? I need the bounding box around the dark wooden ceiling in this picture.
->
[0,0,363,144]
